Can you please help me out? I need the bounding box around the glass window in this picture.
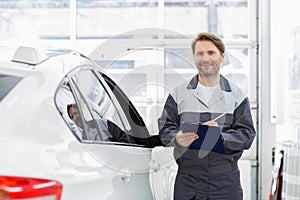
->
[164,0,249,39]
[165,48,194,69]
[217,0,249,39]
[71,68,130,143]
[221,48,249,94]
[55,81,84,140]
[102,73,155,145]
[76,0,159,39]
[55,68,131,143]
[110,73,147,97]
[0,1,70,41]
[0,74,22,101]
[164,1,208,38]
[96,60,134,69]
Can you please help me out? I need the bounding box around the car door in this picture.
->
[99,70,174,200]
[55,65,155,199]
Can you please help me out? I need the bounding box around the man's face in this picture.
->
[69,105,83,129]
[193,40,224,78]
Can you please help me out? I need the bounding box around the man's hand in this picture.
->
[176,131,199,147]
[202,121,218,127]
[202,121,223,141]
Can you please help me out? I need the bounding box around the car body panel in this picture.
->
[0,50,156,199]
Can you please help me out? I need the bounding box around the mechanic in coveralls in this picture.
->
[158,32,256,200]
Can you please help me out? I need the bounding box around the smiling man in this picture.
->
[158,32,256,200]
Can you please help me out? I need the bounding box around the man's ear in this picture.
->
[220,53,225,62]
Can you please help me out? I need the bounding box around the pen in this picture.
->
[211,112,226,122]
[181,112,226,124]
[181,122,202,125]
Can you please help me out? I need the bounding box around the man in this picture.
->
[158,32,256,200]
[67,103,163,147]
[67,103,128,142]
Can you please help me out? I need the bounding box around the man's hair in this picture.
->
[67,103,77,118]
[191,32,225,54]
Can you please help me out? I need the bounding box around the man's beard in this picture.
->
[198,64,220,78]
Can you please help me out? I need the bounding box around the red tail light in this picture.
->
[0,176,62,200]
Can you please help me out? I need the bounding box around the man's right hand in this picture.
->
[176,131,199,147]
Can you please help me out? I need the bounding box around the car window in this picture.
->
[72,69,128,128]
[55,67,132,144]
[100,73,163,148]
[0,74,22,101]
[55,81,83,140]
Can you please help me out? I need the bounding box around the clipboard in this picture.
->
[180,122,225,154]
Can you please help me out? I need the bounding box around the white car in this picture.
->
[0,46,175,200]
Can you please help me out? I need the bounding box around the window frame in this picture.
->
[55,65,139,145]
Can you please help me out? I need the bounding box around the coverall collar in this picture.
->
[186,74,232,92]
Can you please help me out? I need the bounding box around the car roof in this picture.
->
[0,61,33,77]
[0,46,106,106]
[0,46,105,76]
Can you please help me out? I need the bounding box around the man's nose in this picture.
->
[202,53,210,60]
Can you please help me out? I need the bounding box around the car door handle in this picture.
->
[149,160,160,172]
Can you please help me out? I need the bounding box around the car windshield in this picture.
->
[0,74,22,101]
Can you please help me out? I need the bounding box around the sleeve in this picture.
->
[158,94,181,147]
[107,120,129,143]
[221,97,256,151]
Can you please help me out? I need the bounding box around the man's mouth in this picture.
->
[201,64,212,68]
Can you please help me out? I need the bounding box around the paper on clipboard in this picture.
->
[180,122,225,154]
